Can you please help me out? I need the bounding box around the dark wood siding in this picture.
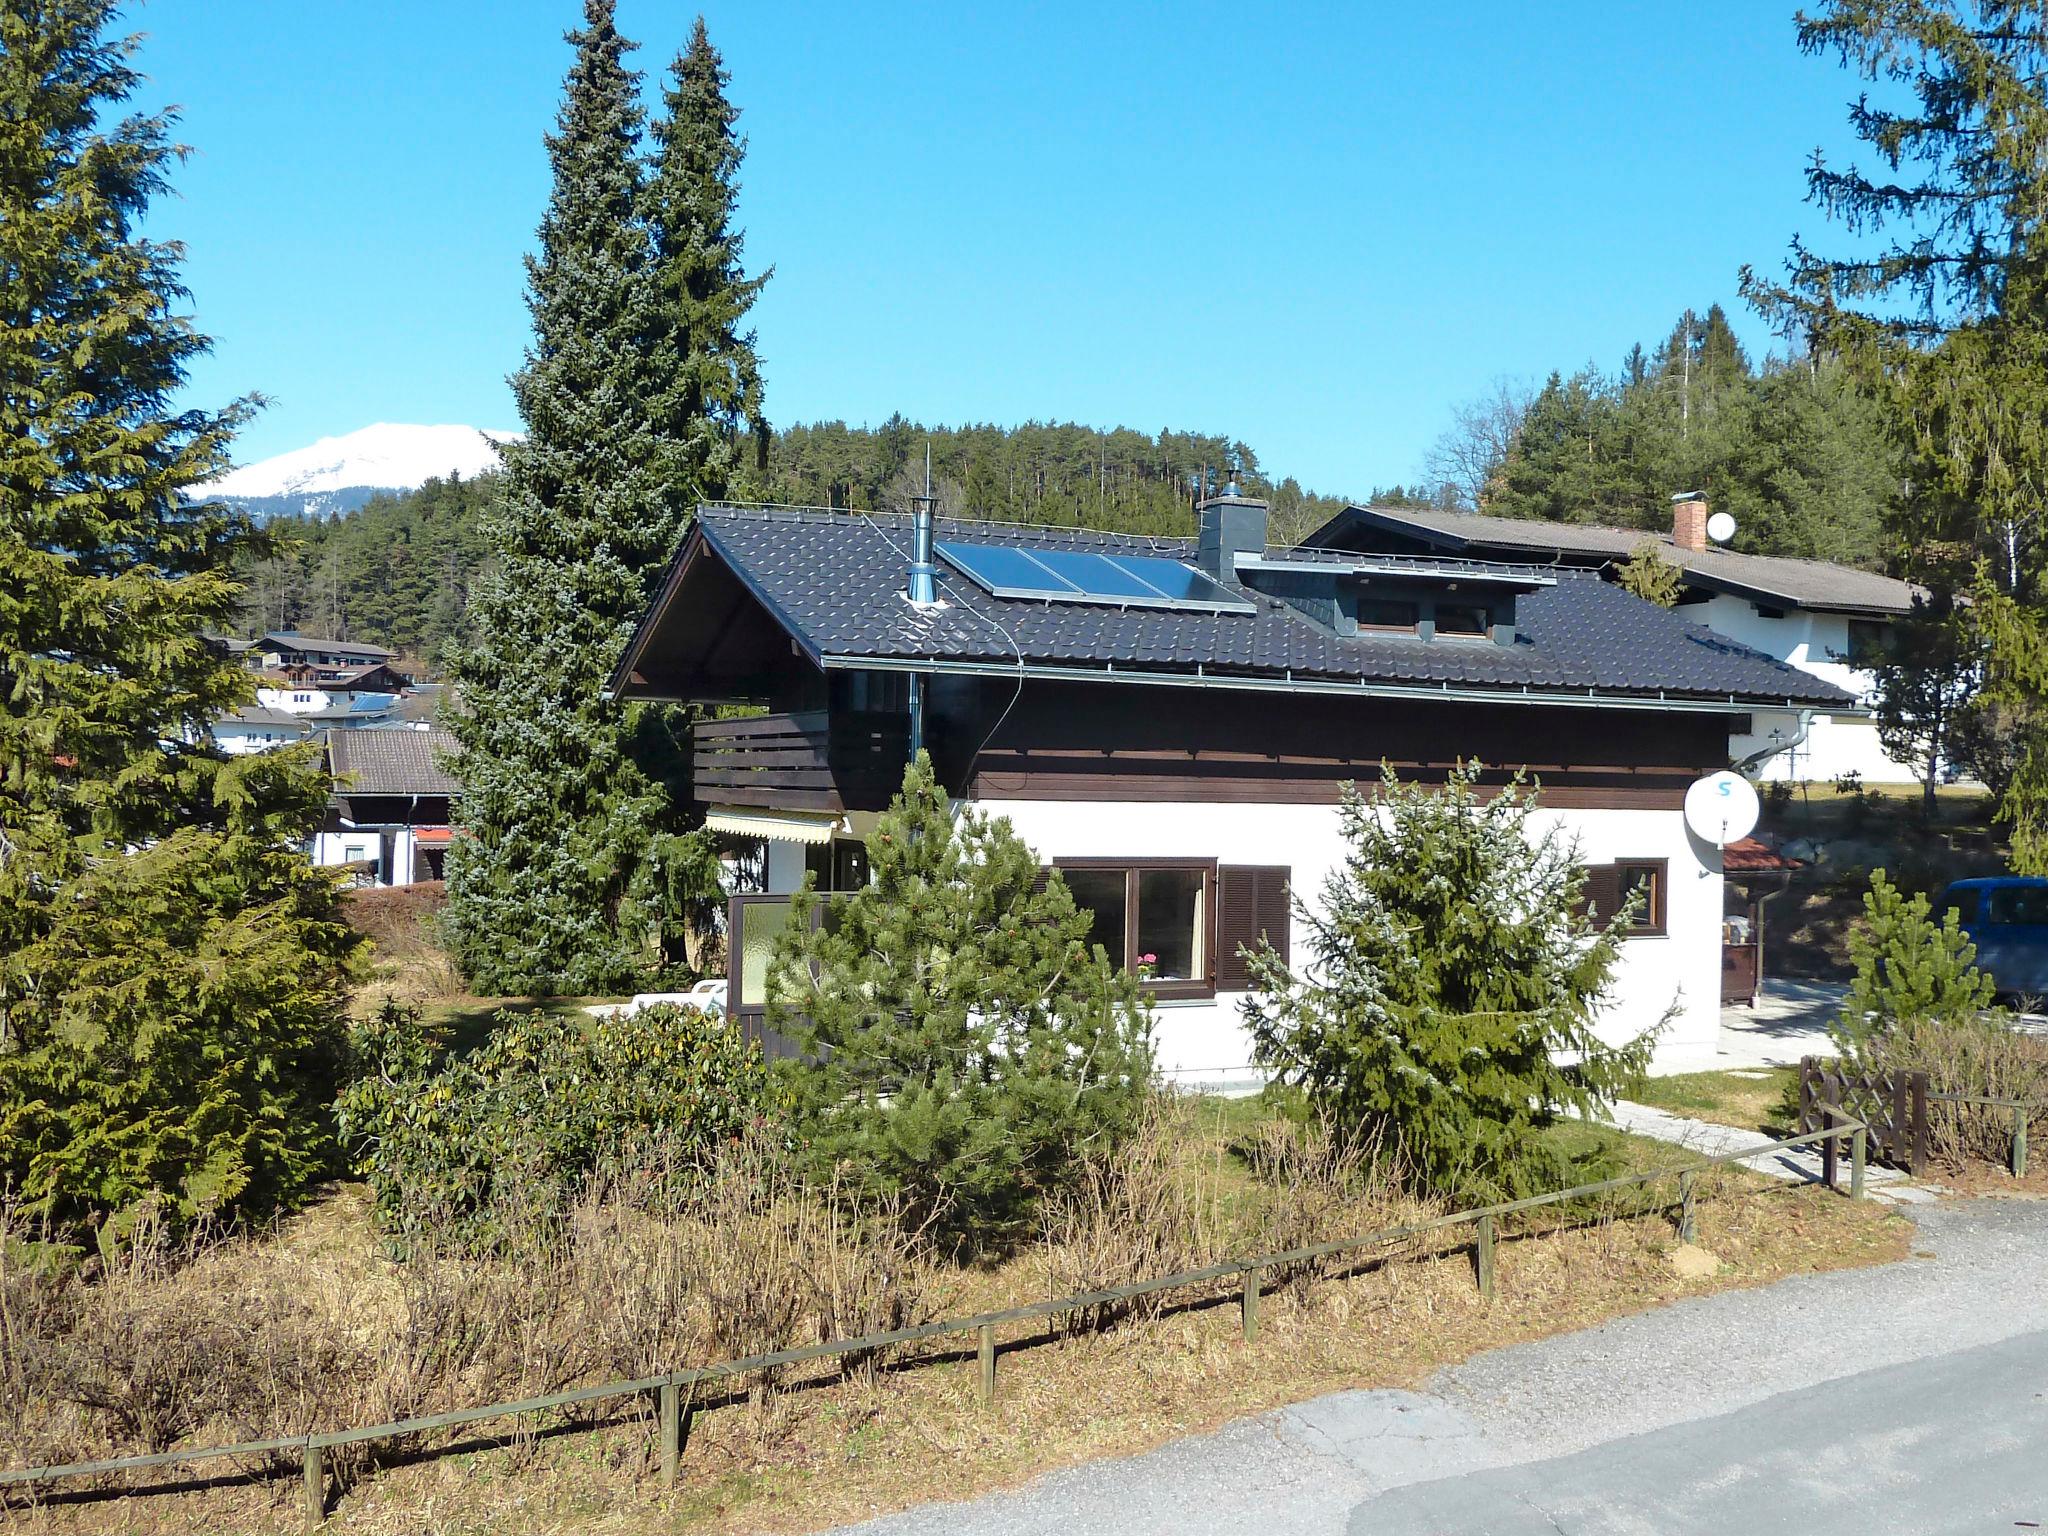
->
[953,681,1728,809]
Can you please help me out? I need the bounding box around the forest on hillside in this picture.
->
[238,304,1906,670]
[235,418,1385,665]
[1432,304,1898,568]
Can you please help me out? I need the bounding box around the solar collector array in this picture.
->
[936,539,1254,614]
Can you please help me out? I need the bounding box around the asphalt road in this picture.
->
[836,1199,2048,1536]
[1354,1329,2048,1533]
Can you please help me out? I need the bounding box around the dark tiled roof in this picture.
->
[326,726,461,796]
[684,505,1852,709]
[1313,506,1919,616]
[262,631,395,661]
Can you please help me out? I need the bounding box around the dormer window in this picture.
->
[1356,597,1422,632]
[1434,604,1491,639]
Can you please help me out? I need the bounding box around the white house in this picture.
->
[611,497,1852,1082]
[1302,498,1924,785]
[212,703,313,755]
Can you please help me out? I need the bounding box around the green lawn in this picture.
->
[1630,1067,1800,1137]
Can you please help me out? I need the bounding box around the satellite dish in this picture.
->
[1684,771,1760,849]
[1706,510,1738,544]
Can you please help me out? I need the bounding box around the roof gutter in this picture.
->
[801,654,1837,716]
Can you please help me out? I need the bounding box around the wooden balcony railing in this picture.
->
[693,710,909,813]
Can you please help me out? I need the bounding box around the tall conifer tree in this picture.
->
[645,16,770,501]
[446,0,670,991]
[0,0,353,1233]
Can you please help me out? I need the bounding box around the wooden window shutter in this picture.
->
[1217,865,1290,990]
[1577,863,1623,924]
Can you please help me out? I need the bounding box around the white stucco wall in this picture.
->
[967,795,1723,1087]
[1689,593,1923,785]
[309,827,422,886]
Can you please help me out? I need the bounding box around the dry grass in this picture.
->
[341,882,465,1012]
[0,1103,1911,1536]
[1859,1018,2048,1180]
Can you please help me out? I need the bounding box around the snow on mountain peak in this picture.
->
[209,423,520,501]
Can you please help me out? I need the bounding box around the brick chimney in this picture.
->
[1671,492,1708,553]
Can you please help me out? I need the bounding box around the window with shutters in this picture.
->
[1578,858,1667,937]
[1216,865,1290,991]
[1053,859,1216,999]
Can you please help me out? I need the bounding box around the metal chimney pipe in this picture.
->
[908,495,937,604]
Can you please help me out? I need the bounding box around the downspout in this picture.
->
[1733,707,1813,778]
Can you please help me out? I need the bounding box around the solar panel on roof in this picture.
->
[937,540,1254,614]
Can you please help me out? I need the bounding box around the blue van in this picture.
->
[1935,876,2048,1001]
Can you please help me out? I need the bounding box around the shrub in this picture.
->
[0,808,358,1244]
[767,753,1154,1251]
[1242,764,1658,1204]
[339,1000,774,1248]
[1860,1014,2048,1168]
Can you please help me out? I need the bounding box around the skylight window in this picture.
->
[937,540,1254,614]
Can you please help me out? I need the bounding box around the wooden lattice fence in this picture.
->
[1797,1056,1929,1175]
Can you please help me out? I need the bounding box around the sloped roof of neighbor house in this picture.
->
[325,726,461,797]
[1306,505,1921,617]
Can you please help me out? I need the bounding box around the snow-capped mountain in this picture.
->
[206,422,520,520]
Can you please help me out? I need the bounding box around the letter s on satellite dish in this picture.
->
[1683,771,1760,849]
[1706,510,1737,543]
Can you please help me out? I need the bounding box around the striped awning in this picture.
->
[704,808,843,845]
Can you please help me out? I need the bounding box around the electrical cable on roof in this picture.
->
[858,507,1026,785]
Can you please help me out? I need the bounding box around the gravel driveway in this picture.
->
[833,1199,2048,1535]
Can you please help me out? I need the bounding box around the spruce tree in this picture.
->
[645,16,769,502]
[1742,2,2048,867]
[1615,542,1683,606]
[1242,765,1657,1204]
[0,0,353,1236]
[444,1,714,991]
[766,755,1154,1248]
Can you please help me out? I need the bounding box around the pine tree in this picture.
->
[766,755,1154,1248]
[1241,765,1658,1204]
[1834,869,1997,1063]
[0,0,353,1236]
[645,16,769,503]
[443,1,713,991]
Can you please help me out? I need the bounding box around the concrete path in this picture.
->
[1715,977,1844,1069]
[1602,1098,1938,1204]
[834,1200,2048,1536]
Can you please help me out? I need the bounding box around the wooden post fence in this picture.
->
[0,1119,1881,1531]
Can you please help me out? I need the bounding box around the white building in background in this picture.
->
[212,704,313,755]
[610,496,1855,1081]
[310,727,460,886]
[1303,498,1927,786]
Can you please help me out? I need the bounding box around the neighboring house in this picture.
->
[311,726,460,886]
[611,498,1852,1083]
[1301,497,1924,785]
[212,703,313,755]
[256,631,397,674]
[256,663,409,730]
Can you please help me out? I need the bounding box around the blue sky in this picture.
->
[135,1,1872,496]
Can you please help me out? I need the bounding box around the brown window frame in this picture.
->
[1614,858,1669,937]
[1052,857,1218,1000]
